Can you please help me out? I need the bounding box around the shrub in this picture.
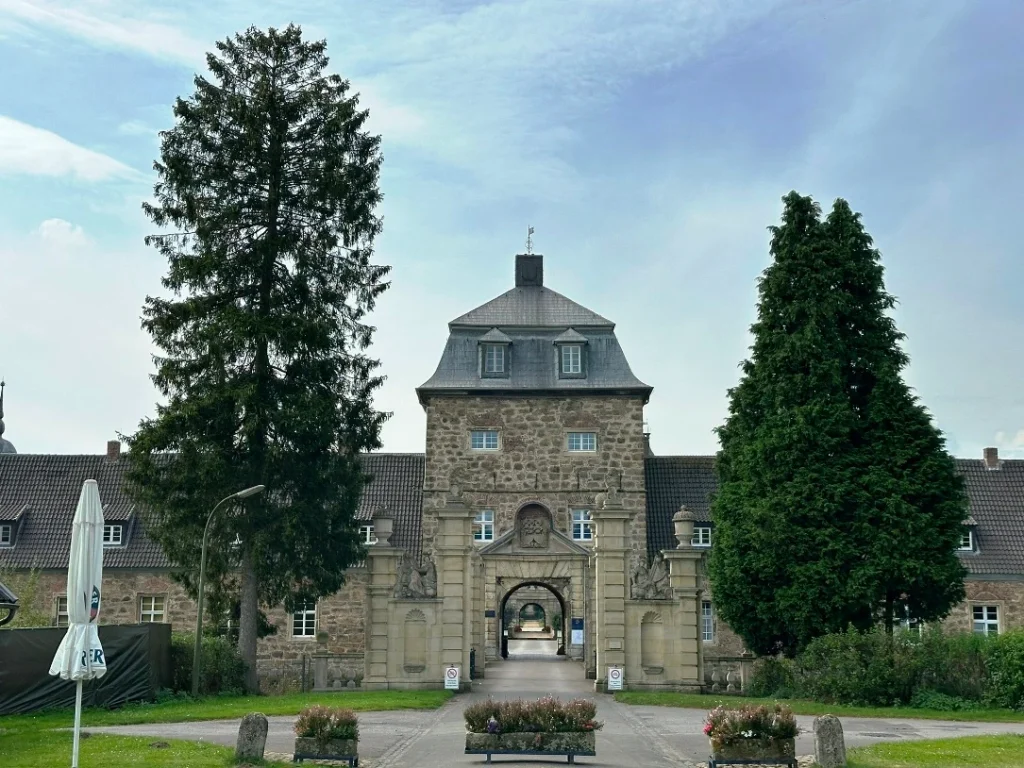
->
[749,657,797,698]
[915,627,989,701]
[703,704,798,747]
[985,630,1024,710]
[169,632,246,696]
[909,689,982,711]
[464,697,602,734]
[797,627,919,706]
[294,706,359,746]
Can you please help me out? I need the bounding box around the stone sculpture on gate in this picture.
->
[630,552,672,600]
[394,552,438,599]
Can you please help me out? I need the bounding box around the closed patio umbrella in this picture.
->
[49,479,107,768]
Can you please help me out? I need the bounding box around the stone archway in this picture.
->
[499,580,568,658]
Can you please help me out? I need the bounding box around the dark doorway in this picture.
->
[499,581,567,660]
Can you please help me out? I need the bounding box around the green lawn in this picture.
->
[0,689,452,732]
[614,691,1024,723]
[847,734,1024,767]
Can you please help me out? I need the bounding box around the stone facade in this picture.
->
[942,578,1024,635]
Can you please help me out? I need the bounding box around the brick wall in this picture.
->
[421,395,648,553]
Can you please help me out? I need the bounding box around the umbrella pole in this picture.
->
[72,679,83,767]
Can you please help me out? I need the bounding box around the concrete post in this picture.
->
[590,490,634,692]
[435,489,475,690]
[363,511,401,690]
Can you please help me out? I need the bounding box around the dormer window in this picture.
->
[103,523,124,547]
[554,329,588,379]
[479,328,512,379]
[959,529,974,551]
[0,524,11,547]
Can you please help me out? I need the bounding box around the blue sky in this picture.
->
[1,0,1022,460]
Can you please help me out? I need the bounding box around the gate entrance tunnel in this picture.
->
[499,581,567,660]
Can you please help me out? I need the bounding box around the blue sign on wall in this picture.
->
[484,609,496,618]
[570,617,584,645]
[570,618,584,631]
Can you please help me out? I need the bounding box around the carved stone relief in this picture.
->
[630,552,672,600]
[394,552,438,599]
[517,506,551,549]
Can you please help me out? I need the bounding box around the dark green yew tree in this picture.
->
[708,192,967,656]
[124,25,390,690]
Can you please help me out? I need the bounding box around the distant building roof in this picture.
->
[450,285,614,329]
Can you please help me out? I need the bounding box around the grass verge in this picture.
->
[0,689,453,732]
[847,734,1024,767]
[614,692,1024,723]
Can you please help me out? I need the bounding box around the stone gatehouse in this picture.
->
[2,254,1024,692]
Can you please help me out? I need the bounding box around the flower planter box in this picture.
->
[465,731,596,764]
[293,736,358,766]
[709,737,796,767]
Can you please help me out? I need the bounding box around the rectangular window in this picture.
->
[474,510,495,542]
[56,596,69,628]
[470,430,500,451]
[292,602,317,638]
[567,432,597,452]
[959,530,973,551]
[571,509,593,541]
[483,344,506,374]
[692,525,712,547]
[139,595,166,623]
[561,345,582,374]
[102,524,122,547]
[973,605,999,636]
[702,601,714,642]
[359,524,377,545]
[0,524,11,546]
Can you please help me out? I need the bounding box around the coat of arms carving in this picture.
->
[517,507,550,549]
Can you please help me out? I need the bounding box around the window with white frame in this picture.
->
[474,510,495,542]
[56,596,69,627]
[701,601,715,642]
[139,595,166,623]
[292,602,317,637]
[0,523,11,546]
[692,525,712,547]
[102,523,123,547]
[571,509,593,541]
[483,344,506,375]
[567,432,597,452]
[958,530,974,551]
[973,605,999,636]
[471,430,500,451]
[359,524,377,545]
[561,345,582,375]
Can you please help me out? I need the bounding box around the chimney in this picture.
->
[515,253,543,287]
[106,440,121,461]
[983,446,1000,470]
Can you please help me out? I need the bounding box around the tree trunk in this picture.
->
[883,593,894,636]
[238,545,260,693]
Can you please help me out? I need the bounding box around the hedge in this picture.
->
[169,632,246,696]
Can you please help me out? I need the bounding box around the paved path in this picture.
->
[85,658,1024,767]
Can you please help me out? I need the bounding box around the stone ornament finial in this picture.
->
[371,506,394,546]
[596,487,621,510]
[672,504,696,549]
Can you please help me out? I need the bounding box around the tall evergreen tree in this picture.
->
[124,25,389,690]
[708,192,967,656]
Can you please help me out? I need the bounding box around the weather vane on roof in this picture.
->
[526,226,535,255]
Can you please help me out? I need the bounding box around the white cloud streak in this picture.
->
[0,115,139,181]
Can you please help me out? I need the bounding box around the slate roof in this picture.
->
[450,286,613,329]
[642,455,1024,578]
[0,452,426,570]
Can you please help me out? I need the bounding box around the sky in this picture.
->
[0,0,1022,460]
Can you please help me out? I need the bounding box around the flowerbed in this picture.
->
[464,697,601,760]
[294,705,359,763]
[704,703,798,759]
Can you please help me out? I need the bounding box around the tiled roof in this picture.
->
[955,458,1024,576]
[643,455,1024,577]
[450,286,613,328]
[417,329,651,401]
[0,452,426,570]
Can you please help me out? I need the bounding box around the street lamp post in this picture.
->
[192,484,265,697]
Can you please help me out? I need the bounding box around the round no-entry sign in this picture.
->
[608,666,623,690]
[446,667,458,679]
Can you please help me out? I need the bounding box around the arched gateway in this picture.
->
[360,253,705,692]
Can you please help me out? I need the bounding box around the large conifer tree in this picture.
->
[124,25,390,690]
[708,192,967,656]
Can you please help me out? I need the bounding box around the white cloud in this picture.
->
[117,119,159,137]
[0,115,138,181]
[35,218,91,249]
[995,430,1024,451]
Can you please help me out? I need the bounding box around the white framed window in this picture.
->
[483,344,506,375]
[692,525,712,547]
[701,601,714,642]
[471,430,500,451]
[561,345,582,374]
[973,605,999,636]
[571,509,593,541]
[102,524,123,547]
[292,602,317,638]
[56,596,69,627]
[958,530,974,551]
[900,606,923,635]
[474,510,495,542]
[567,432,597,452]
[139,595,166,623]
[0,523,11,546]
[359,524,377,545]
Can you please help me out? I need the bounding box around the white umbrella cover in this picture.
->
[49,479,107,767]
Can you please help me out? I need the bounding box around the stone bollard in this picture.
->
[813,714,847,768]
[235,712,269,763]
